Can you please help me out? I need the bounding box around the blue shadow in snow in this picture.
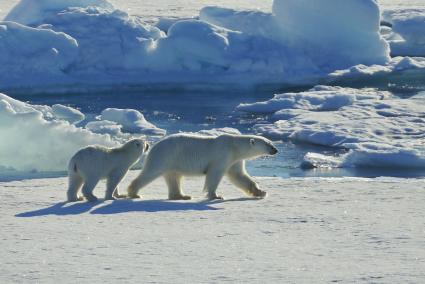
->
[91,199,220,214]
[16,199,221,217]
[16,201,100,217]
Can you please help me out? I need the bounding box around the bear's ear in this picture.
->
[145,142,150,151]
[250,138,255,146]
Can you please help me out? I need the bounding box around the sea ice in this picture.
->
[0,93,117,172]
[240,86,425,169]
[0,0,393,91]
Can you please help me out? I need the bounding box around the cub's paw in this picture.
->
[67,196,84,203]
[207,194,224,200]
[169,195,192,201]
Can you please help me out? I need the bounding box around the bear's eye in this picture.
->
[135,142,141,147]
[250,139,255,146]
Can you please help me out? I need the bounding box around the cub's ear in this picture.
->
[250,138,255,146]
[144,142,150,151]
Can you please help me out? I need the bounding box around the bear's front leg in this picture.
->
[204,166,226,200]
[226,161,267,198]
[105,170,127,200]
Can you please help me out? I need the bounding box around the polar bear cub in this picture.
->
[67,138,148,202]
[127,134,278,200]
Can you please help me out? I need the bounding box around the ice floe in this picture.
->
[239,86,425,169]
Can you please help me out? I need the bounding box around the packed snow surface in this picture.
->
[0,0,394,91]
[2,174,425,283]
[238,86,425,169]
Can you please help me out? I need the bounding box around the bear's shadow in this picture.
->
[16,199,221,217]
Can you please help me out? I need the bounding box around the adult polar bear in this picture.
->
[127,134,278,200]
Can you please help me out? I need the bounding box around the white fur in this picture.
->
[127,134,278,200]
[67,138,148,202]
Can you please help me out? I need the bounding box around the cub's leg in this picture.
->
[81,178,100,202]
[226,161,267,198]
[105,170,128,200]
[204,165,227,200]
[164,173,191,200]
[127,169,163,199]
[67,172,84,202]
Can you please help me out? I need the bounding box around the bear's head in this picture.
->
[225,135,278,160]
[122,138,149,157]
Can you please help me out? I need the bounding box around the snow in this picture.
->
[0,93,119,172]
[4,0,114,26]
[239,86,425,169]
[383,8,425,57]
[2,174,425,283]
[100,108,166,136]
[0,0,394,91]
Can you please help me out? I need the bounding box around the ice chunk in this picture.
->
[0,21,78,87]
[383,8,425,57]
[51,104,85,124]
[272,0,390,68]
[0,93,117,172]
[100,108,166,136]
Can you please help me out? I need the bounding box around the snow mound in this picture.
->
[51,104,85,124]
[199,6,277,38]
[237,86,391,114]
[1,0,393,91]
[0,21,78,84]
[0,93,117,172]
[248,87,425,169]
[383,9,425,57]
[100,108,166,136]
[5,0,114,26]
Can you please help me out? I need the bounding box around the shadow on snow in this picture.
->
[15,199,222,217]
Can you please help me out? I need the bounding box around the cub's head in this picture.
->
[232,135,278,160]
[123,138,149,156]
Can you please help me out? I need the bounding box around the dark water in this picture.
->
[11,81,425,179]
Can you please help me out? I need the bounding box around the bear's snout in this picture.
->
[270,146,278,155]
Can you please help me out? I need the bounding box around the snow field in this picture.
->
[1,174,425,283]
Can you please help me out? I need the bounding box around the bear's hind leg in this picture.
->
[164,173,191,200]
[127,169,162,199]
[81,178,100,202]
[226,161,267,198]
[67,173,84,202]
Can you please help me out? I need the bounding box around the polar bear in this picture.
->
[127,134,278,200]
[67,138,149,202]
